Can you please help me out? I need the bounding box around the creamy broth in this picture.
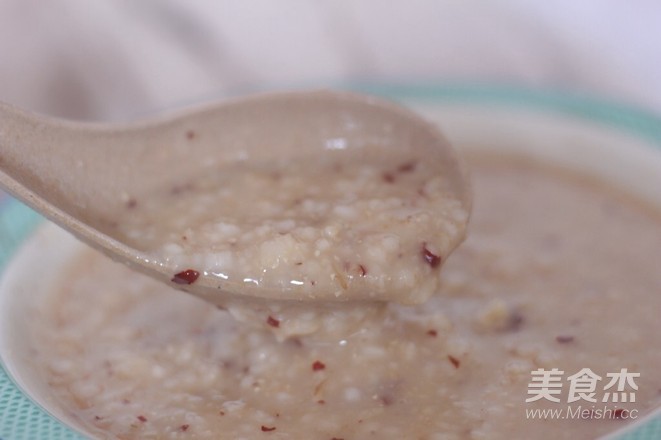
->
[30,158,661,439]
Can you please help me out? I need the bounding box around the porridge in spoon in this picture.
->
[114,145,470,305]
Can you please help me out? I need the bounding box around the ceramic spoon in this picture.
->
[0,90,470,309]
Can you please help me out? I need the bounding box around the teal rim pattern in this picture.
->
[0,84,660,440]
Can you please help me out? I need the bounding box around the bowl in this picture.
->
[1,84,661,439]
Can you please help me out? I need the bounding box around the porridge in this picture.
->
[30,156,661,439]
[113,146,469,305]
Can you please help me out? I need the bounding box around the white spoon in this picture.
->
[0,90,470,309]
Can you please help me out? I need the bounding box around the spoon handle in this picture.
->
[0,102,133,222]
[0,102,59,205]
[0,102,89,218]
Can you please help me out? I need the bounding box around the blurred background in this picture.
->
[0,0,660,121]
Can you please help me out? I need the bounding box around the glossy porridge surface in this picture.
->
[114,145,468,305]
[30,157,661,440]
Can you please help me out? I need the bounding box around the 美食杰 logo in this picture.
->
[524,368,640,420]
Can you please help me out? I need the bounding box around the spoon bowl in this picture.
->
[0,90,469,308]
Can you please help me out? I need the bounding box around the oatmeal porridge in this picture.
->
[30,156,661,439]
[113,145,469,305]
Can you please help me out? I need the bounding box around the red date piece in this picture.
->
[171,269,200,285]
[613,408,628,419]
[397,161,417,173]
[382,172,396,183]
[266,316,280,328]
[422,243,442,268]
